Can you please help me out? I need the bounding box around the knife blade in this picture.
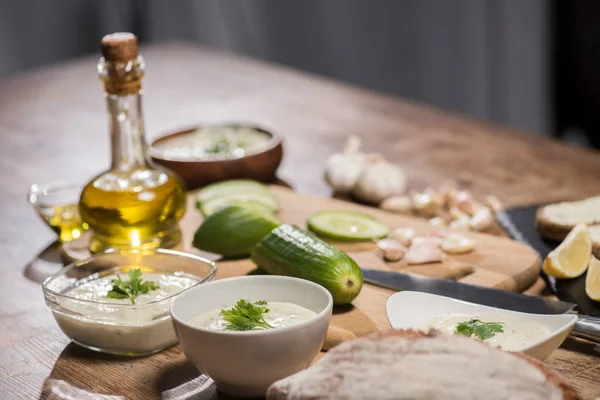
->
[362,268,574,314]
[362,268,600,343]
[495,210,535,249]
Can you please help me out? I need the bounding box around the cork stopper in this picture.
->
[101,32,138,62]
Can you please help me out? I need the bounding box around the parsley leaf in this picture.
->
[454,319,504,340]
[105,268,159,305]
[220,299,275,331]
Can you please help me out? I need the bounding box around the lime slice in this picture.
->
[195,179,279,216]
[307,210,389,241]
[196,180,274,204]
[199,194,278,216]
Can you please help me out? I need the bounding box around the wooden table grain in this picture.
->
[1,43,600,400]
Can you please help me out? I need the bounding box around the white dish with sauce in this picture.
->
[42,249,217,356]
[386,291,577,360]
[170,275,333,398]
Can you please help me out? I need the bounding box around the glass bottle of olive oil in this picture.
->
[79,33,186,253]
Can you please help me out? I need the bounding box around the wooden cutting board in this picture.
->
[37,186,548,400]
[180,185,541,335]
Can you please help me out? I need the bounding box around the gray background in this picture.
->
[0,0,550,135]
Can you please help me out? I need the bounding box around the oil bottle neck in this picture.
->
[106,92,150,170]
[97,49,149,171]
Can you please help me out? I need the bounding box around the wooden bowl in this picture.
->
[150,124,283,189]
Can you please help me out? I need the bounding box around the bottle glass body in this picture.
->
[79,56,187,253]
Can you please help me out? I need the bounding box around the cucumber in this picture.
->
[251,224,363,305]
[193,205,281,258]
[195,179,278,216]
[307,210,389,241]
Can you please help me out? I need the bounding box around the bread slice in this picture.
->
[537,198,600,256]
[537,196,600,241]
[267,330,580,400]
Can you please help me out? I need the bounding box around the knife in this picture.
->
[362,268,600,343]
[495,209,535,249]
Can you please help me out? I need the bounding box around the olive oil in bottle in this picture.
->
[79,33,187,253]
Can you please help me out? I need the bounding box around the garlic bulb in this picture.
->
[324,136,366,194]
[380,195,412,214]
[352,155,407,204]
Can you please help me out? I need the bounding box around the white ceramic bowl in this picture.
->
[170,276,333,398]
[386,291,577,360]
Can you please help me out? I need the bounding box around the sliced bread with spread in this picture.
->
[536,196,600,241]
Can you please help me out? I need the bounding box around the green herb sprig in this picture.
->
[454,318,504,340]
[106,268,159,305]
[220,299,275,331]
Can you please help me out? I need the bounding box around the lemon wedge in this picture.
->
[543,223,591,278]
[585,256,600,301]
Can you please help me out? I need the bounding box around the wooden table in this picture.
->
[1,43,600,399]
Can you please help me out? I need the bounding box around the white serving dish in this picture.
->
[386,291,577,360]
[170,275,333,398]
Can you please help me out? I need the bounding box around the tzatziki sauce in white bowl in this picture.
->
[170,275,333,398]
[386,291,577,360]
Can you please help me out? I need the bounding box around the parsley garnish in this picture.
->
[220,299,275,331]
[454,318,504,340]
[106,268,159,305]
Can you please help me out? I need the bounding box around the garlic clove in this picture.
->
[441,233,476,254]
[449,207,469,221]
[453,191,480,216]
[376,239,406,262]
[430,229,451,239]
[439,180,459,209]
[412,189,443,217]
[404,238,445,265]
[412,235,443,247]
[449,215,470,230]
[388,227,416,247]
[428,217,446,227]
[469,206,494,231]
[380,195,413,214]
[485,195,503,214]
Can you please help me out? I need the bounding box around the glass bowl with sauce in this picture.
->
[42,249,217,356]
[150,123,283,189]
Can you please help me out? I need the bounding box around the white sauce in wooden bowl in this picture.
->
[153,126,272,160]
